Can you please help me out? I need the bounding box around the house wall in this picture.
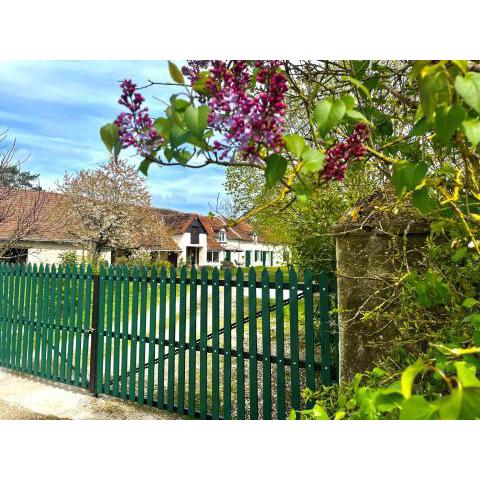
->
[175,232,208,265]
[26,242,112,266]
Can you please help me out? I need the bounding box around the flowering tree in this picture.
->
[55,157,171,266]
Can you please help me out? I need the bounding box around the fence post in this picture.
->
[88,273,100,396]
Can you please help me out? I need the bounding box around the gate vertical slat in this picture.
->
[137,266,148,405]
[146,266,158,406]
[73,264,85,386]
[177,266,187,414]
[45,265,56,379]
[261,269,272,419]
[289,268,300,410]
[103,265,115,395]
[0,265,4,365]
[13,264,25,371]
[167,267,176,412]
[66,265,78,383]
[223,268,232,420]
[199,267,208,419]
[52,266,63,381]
[128,267,139,400]
[39,264,51,378]
[248,267,258,419]
[211,267,220,419]
[5,264,16,369]
[96,266,107,395]
[112,265,123,396]
[120,266,130,399]
[157,267,167,408]
[16,264,27,371]
[81,265,92,388]
[187,266,197,417]
[59,265,70,382]
[236,267,245,419]
[21,264,33,373]
[27,264,38,374]
[275,269,286,419]
[304,268,315,392]
[319,271,331,385]
[33,264,45,376]
[11,264,22,370]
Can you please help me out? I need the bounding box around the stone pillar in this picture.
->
[332,195,429,383]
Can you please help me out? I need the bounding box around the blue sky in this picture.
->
[0,61,226,214]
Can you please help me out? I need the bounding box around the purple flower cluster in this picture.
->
[185,60,288,160]
[322,123,369,181]
[114,79,164,157]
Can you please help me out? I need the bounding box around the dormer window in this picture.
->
[219,229,226,243]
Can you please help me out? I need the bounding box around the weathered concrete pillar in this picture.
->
[331,191,429,382]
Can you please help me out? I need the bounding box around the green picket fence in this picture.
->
[0,262,337,420]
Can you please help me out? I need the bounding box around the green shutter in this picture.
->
[245,250,251,267]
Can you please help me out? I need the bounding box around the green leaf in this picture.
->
[283,134,307,158]
[342,76,372,101]
[452,60,468,74]
[440,386,480,420]
[420,70,451,121]
[463,298,479,309]
[172,98,190,112]
[288,409,297,420]
[184,105,209,138]
[100,123,120,154]
[192,71,211,95]
[153,117,172,140]
[455,361,480,387]
[173,149,192,165]
[301,149,325,173]
[455,72,480,113]
[168,61,185,84]
[434,105,466,144]
[340,94,355,110]
[409,118,430,137]
[399,395,438,420]
[293,182,313,202]
[412,187,437,214]
[462,119,480,148]
[345,109,368,123]
[401,360,424,399]
[313,98,347,136]
[334,411,346,420]
[138,159,152,176]
[265,154,288,188]
[311,403,329,420]
[392,161,428,196]
[169,124,190,148]
[372,367,386,378]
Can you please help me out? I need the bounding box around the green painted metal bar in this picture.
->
[332,275,339,383]
[81,265,92,388]
[248,267,258,419]
[223,268,232,420]
[177,266,187,414]
[45,265,57,379]
[73,264,85,386]
[275,269,286,419]
[96,266,107,395]
[5,264,16,369]
[33,264,45,376]
[120,266,130,400]
[21,264,33,373]
[128,266,139,401]
[319,270,331,386]
[52,266,63,380]
[146,266,158,406]
[289,268,300,410]
[137,266,148,404]
[65,264,78,382]
[103,265,115,395]
[157,266,167,408]
[236,267,245,419]
[112,265,123,396]
[211,267,220,419]
[27,264,38,373]
[39,264,51,377]
[11,264,22,371]
[59,265,70,382]
[199,267,208,419]
[187,266,197,417]
[167,267,176,412]
[304,268,315,393]
[261,268,272,419]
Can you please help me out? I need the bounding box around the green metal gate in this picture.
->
[0,263,338,420]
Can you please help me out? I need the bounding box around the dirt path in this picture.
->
[0,368,183,420]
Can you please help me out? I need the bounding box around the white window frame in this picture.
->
[219,229,226,243]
